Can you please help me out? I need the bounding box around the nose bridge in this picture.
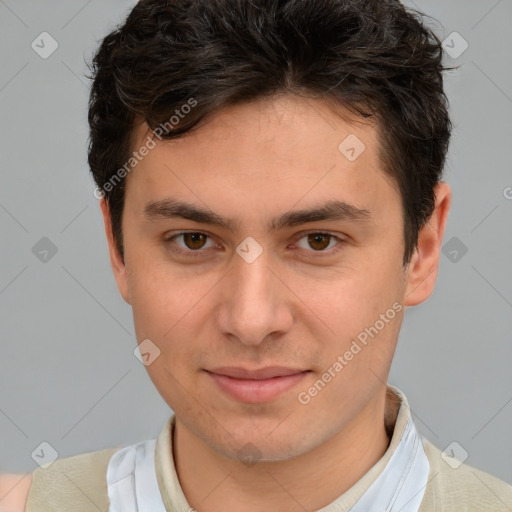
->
[218,245,290,346]
[235,248,272,297]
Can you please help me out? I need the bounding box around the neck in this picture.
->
[173,388,396,512]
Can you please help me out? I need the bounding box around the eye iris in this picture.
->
[179,234,333,252]
[308,233,330,251]
[184,233,207,250]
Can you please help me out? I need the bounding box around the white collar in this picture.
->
[107,385,430,512]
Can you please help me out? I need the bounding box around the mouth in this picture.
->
[204,367,311,404]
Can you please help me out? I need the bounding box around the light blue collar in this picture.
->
[107,387,430,512]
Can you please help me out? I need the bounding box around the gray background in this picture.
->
[1,0,511,486]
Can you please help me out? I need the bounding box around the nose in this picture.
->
[216,246,293,346]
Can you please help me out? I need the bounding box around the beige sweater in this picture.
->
[25,391,512,511]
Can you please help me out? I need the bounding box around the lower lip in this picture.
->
[206,371,310,404]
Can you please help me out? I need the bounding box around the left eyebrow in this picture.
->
[270,200,373,230]
[142,197,373,233]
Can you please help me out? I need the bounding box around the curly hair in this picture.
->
[87,0,455,267]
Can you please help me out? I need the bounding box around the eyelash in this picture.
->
[163,231,347,258]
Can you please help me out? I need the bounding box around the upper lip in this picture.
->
[206,366,308,380]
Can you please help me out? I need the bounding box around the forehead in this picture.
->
[124,95,400,226]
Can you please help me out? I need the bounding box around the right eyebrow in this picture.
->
[142,197,373,234]
[143,197,239,232]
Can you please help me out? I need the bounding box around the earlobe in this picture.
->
[404,181,451,307]
[99,198,131,305]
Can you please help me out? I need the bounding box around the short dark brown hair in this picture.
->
[87,0,454,267]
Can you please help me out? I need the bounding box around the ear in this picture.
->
[99,197,131,304]
[404,181,451,307]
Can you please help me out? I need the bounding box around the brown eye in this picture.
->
[307,233,331,251]
[294,232,346,255]
[164,231,217,257]
[182,232,208,250]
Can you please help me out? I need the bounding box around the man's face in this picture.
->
[102,95,430,462]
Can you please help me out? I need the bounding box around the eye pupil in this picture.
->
[308,233,330,251]
[184,233,206,249]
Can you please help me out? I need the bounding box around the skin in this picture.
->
[106,94,450,511]
[0,94,450,512]
[0,473,32,511]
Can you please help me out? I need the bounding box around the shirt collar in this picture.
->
[154,385,428,512]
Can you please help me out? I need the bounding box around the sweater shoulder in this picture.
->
[24,446,119,512]
[419,438,512,511]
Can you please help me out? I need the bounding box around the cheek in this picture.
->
[128,267,205,399]
[306,259,403,363]
[126,259,216,363]
[126,248,193,328]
